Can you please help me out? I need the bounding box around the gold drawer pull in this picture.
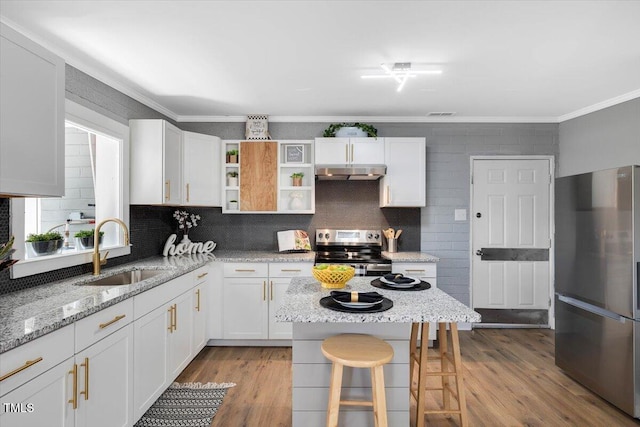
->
[99,314,126,329]
[280,269,301,272]
[197,272,208,279]
[0,357,44,382]
[405,269,426,273]
[186,183,190,202]
[195,289,201,312]
[69,364,78,409]
[165,180,171,201]
[235,269,256,272]
[80,357,89,401]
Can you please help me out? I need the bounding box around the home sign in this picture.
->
[163,234,217,256]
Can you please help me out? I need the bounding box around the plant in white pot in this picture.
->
[74,229,105,250]
[25,232,64,257]
[228,200,238,210]
[227,171,238,187]
[322,123,378,138]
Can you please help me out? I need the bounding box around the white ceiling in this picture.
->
[1,1,639,122]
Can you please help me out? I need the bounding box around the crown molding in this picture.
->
[557,90,640,122]
[3,17,637,125]
[175,115,559,123]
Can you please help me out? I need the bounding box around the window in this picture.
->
[10,100,130,278]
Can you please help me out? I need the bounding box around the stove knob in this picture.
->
[374,233,380,240]
[318,233,323,240]
[324,233,330,239]
[367,233,373,239]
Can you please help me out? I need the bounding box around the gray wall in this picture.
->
[558,98,640,177]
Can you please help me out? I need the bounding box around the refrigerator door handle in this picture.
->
[558,295,627,323]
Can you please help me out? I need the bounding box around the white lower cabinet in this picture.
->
[74,324,134,427]
[167,290,193,380]
[192,267,209,353]
[0,359,74,427]
[392,262,438,341]
[222,262,313,341]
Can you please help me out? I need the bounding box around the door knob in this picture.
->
[476,249,484,256]
[476,212,482,218]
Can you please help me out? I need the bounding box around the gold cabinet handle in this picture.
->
[173,304,177,331]
[235,269,256,272]
[99,314,126,329]
[280,269,301,272]
[405,269,426,273]
[197,272,208,279]
[386,185,391,204]
[0,357,43,382]
[195,289,201,312]
[345,145,349,162]
[351,144,354,163]
[270,281,273,301]
[80,357,89,401]
[186,183,190,202]
[165,180,171,201]
[69,364,78,409]
[167,306,174,332]
[263,281,266,301]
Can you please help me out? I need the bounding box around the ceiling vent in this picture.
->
[427,112,456,117]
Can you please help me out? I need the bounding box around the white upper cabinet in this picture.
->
[130,120,221,206]
[315,137,384,165]
[0,23,65,197]
[130,119,182,205]
[183,131,221,206]
[380,137,426,207]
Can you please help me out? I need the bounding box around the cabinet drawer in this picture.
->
[192,265,209,284]
[0,325,74,397]
[223,263,268,278]
[134,274,192,319]
[75,298,133,352]
[269,262,314,278]
[392,263,436,278]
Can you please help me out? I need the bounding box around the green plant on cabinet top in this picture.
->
[322,123,378,138]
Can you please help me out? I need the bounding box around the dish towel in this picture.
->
[330,291,383,303]
[383,273,416,284]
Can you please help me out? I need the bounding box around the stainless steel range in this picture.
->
[314,229,391,276]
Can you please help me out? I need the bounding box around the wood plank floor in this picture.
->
[176,329,639,427]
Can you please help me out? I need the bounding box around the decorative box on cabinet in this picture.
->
[380,137,426,207]
[314,137,384,165]
[0,22,65,197]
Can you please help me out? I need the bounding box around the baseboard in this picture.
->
[207,339,292,347]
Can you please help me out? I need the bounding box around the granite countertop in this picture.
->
[0,250,437,354]
[0,255,212,354]
[275,276,480,323]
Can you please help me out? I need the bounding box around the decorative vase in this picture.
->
[292,177,302,187]
[228,201,238,210]
[289,192,304,210]
[227,176,238,187]
[181,234,191,244]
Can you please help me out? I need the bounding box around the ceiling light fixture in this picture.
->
[361,63,442,92]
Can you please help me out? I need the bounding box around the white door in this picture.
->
[183,131,220,206]
[223,278,269,339]
[163,122,182,205]
[314,137,349,164]
[167,291,194,380]
[268,279,293,339]
[471,157,552,310]
[349,138,385,164]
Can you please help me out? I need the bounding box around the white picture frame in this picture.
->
[245,114,269,140]
[285,145,305,163]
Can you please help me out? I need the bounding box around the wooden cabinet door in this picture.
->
[239,141,278,211]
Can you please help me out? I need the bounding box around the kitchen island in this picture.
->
[276,276,480,427]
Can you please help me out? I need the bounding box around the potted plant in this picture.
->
[227,170,239,186]
[25,231,64,257]
[227,199,238,210]
[74,229,105,250]
[290,172,304,187]
[226,149,239,163]
[322,123,378,138]
[0,236,18,272]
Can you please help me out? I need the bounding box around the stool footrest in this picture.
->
[423,409,463,415]
[340,400,374,407]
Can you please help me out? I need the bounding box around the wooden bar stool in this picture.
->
[321,333,394,427]
[410,322,468,427]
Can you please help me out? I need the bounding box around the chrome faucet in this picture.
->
[93,218,130,275]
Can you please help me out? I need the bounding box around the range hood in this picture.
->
[315,164,386,181]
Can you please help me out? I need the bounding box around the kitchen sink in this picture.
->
[82,269,168,286]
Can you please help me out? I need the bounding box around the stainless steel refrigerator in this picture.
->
[555,165,639,418]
